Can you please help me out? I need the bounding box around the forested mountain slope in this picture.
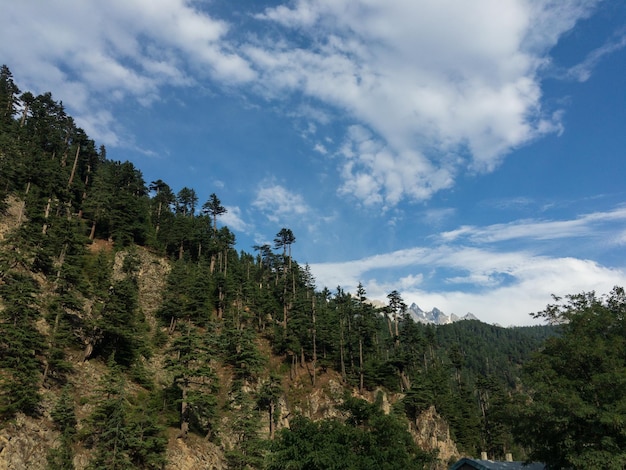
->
[3,64,613,470]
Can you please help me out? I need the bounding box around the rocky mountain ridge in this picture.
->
[408,303,480,325]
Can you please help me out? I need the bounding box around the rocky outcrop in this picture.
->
[166,434,226,470]
[0,413,56,470]
[411,405,460,467]
[0,196,24,242]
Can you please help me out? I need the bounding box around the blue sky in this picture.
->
[2,0,626,325]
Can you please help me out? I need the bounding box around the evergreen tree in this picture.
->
[91,276,144,366]
[202,192,227,232]
[225,385,266,469]
[513,287,626,468]
[0,65,20,124]
[165,319,219,439]
[84,363,166,470]
[47,385,77,470]
[0,272,44,418]
[85,364,134,470]
[267,395,433,470]
[257,373,283,440]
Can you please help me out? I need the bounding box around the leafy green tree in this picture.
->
[85,365,134,470]
[225,385,266,469]
[0,65,20,210]
[125,392,168,470]
[257,373,283,440]
[513,287,626,469]
[0,64,20,124]
[91,275,145,367]
[83,161,149,245]
[221,315,266,380]
[386,289,406,345]
[148,179,175,237]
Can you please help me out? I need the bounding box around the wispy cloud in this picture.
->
[564,29,626,82]
[439,206,626,243]
[252,183,310,223]
[423,207,456,227]
[221,206,251,233]
[247,0,599,205]
[310,207,626,325]
[311,245,626,326]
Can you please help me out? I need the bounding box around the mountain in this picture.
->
[408,303,479,325]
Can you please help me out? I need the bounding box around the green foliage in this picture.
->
[225,384,267,469]
[93,277,144,366]
[221,317,266,380]
[84,364,166,470]
[266,397,434,470]
[83,161,150,246]
[46,438,75,470]
[434,319,556,388]
[165,320,220,439]
[47,386,78,470]
[51,386,78,436]
[82,250,114,297]
[512,287,626,469]
[0,272,44,418]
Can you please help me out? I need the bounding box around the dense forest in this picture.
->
[1,65,625,470]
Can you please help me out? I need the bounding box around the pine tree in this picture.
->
[165,319,219,439]
[47,385,77,470]
[85,364,134,470]
[0,272,44,418]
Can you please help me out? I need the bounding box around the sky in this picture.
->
[2,0,626,326]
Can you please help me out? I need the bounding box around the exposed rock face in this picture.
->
[166,434,226,470]
[411,405,460,468]
[0,196,24,242]
[0,413,56,470]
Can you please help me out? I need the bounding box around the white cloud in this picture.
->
[1,0,254,145]
[310,245,626,326]
[564,30,626,82]
[405,256,625,326]
[1,0,613,206]
[313,143,328,155]
[248,0,601,205]
[310,207,626,326]
[252,183,310,223]
[423,208,456,227]
[221,206,251,233]
[439,206,626,243]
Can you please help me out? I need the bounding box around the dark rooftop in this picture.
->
[449,458,546,470]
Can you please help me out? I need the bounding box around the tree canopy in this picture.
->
[513,287,626,469]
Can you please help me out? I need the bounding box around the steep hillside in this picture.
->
[0,237,459,469]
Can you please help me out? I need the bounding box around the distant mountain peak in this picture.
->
[407,304,480,325]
